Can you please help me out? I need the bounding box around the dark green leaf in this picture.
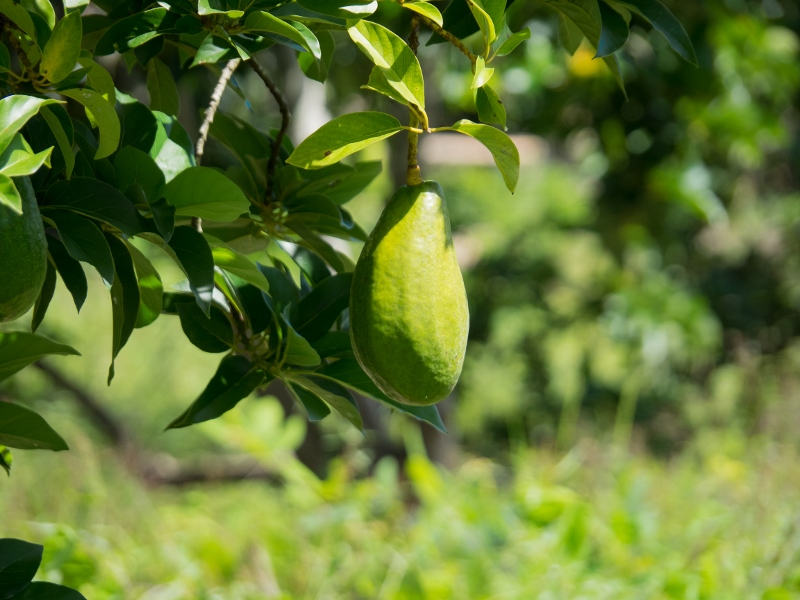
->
[147,57,180,116]
[113,145,166,202]
[205,235,270,293]
[0,447,10,476]
[282,320,321,366]
[106,234,140,383]
[9,581,86,599]
[289,375,361,430]
[611,0,696,64]
[46,236,88,311]
[163,166,249,222]
[0,332,79,383]
[290,273,352,342]
[39,105,75,179]
[167,355,264,428]
[318,359,447,432]
[45,210,115,286]
[311,330,353,359]
[42,177,144,235]
[475,85,506,128]
[293,246,330,285]
[168,226,215,316]
[296,0,376,19]
[259,264,299,312]
[286,380,330,421]
[30,259,56,332]
[299,29,334,82]
[597,0,629,57]
[244,11,320,58]
[126,242,163,329]
[0,538,42,598]
[175,302,233,353]
[94,8,176,56]
[0,402,69,451]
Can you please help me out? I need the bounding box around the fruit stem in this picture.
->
[406,15,424,186]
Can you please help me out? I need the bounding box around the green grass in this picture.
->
[3,418,800,599]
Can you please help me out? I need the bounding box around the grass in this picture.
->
[3,408,800,599]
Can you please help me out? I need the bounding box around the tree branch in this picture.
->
[406,16,423,186]
[419,15,478,66]
[193,58,241,230]
[33,360,282,487]
[249,56,291,204]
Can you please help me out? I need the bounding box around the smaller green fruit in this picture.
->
[0,177,48,323]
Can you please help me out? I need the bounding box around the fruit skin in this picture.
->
[350,181,469,406]
[0,177,47,323]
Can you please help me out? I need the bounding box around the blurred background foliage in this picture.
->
[4,0,800,597]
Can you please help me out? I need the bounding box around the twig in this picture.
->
[2,19,36,81]
[419,14,477,66]
[193,58,241,230]
[249,56,291,204]
[406,16,423,186]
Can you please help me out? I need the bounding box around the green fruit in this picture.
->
[0,177,47,323]
[350,181,469,406]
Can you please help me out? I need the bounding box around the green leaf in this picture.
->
[296,0,376,19]
[0,403,69,451]
[113,145,166,202]
[175,302,233,353]
[39,10,82,83]
[347,20,425,113]
[259,265,299,312]
[46,235,87,311]
[44,209,115,286]
[59,88,120,159]
[495,27,530,57]
[0,446,10,476]
[471,56,494,89]
[146,58,180,117]
[0,538,42,598]
[80,56,116,105]
[126,242,163,329]
[286,380,330,421]
[0,0,39,43]
[290,273,352,342]
[0,133,52,178]
[0,95,60,155]
[289,375,362,429]
[168,226,215,316]
[299,29,334,82]
[0,331,79,383]
[204,235,270,293]
[401,1,443,26]
[40,105,75,179]
[94,8,176,56]
[287,111,402,169]
[0,173,21,213]
[362,66,411,107]
[475,84,506,128]
[191,34,235,67]
[539,0,625,92]
[466,0,497,48]
[245,11,321,59]
[106,233,140,384]
[596,1,629,57]
[317,359,447,432]
[311,330,352,359]
[283,321,321,366]
[20,0,54,28]
[10,581,87,599]
[299,160,381,205]
[290,221,349,272]
[167,355,264,428]
[611,0,696,64]
[442,119,519,192]
[163,166,250,222]
[42,177,144,235]
[31,259,56,332]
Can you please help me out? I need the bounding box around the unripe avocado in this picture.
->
[350,181,469,406]
[0,177,47,323]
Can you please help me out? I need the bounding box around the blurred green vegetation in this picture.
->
[4,0,800,597]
